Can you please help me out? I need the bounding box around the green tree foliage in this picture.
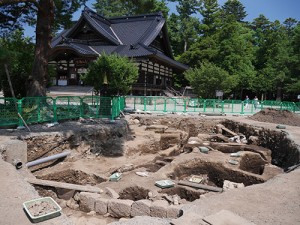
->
[168,13,201,55]
[180,0,300,100]
[217,20,256,98]
[179,33,219,67]
[83,54,139,96]
[199,0,221,36]
[0,30,34,98]
[285,22,300,95]
[184,62,233,98]
[94,0,169,18]
[167,1,201,55]
[0,0,87,97]
[221,0,247,22]
[252,16,294,100]
[179,0,221,67]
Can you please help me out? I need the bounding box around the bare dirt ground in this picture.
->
[0,108,299,225]
[250,108,300,126]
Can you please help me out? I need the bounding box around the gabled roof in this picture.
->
[50,7,188,71]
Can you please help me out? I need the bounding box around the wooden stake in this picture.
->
[27,178,103,194]
[4,64,31,132]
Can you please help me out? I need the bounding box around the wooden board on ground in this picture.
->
[178,180,223,192]
[27,178,103,194]
[210,142,246,146]
[221,127,237,136]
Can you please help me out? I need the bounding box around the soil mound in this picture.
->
[250,108,300,126]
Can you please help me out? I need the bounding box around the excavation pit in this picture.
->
[7,110,299,224]
[119,186,150,201]
[239,152,267,175]
[159,186,203,202]
[169,160,265,187]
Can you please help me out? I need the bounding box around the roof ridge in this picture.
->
[83,10,120,45]
[109,12,163,21]
[83,6,112,26]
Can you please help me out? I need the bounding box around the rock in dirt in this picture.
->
[223,180,245,191]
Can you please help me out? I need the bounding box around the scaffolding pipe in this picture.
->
[26,151,71,168]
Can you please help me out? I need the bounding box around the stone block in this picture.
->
[150,200,169,218]
[108,199,133,218]
[105,187,119,199]
[131,199,151,217]
[95,198,109,215]
[185,137,202,148]
[203,209,256,225]
[167,205,182,219]
[79,192,99,212]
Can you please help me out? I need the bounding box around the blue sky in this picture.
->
[24,0,300,38]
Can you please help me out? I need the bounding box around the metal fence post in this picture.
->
[17,99,24,127]
[111,97,115,120]
[53,98,57,123]
[133,97,136,110]
[292,102,296,112]
[80,97,83,118]
[203,100,206,112]
[37,97,41,123]
[67,97,70,117]
[164,98,167,112]
[221,101,224,113]
[241,101,244,114]
[143,97,147,111]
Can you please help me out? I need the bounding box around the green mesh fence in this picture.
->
[55,96,81,121]
[295,102,300,113]
[0,96,125,127]
[21,97,54,124]
[0,96,297,127]
[124,97,298,115]
[0,98,19,126]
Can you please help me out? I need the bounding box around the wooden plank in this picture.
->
[210,142,246,146]
[221,127,237,136]
[27,178,103,194]
[178,180,223,192]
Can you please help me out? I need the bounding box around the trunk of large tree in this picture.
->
[276,86,282,101]
[26,0,54,97]
[184,39,188,52]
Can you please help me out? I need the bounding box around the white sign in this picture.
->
[216,90,223,97]
[297,95,300,99]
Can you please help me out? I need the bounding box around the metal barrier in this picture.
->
[124,96,299,115]
[0,96,125,127]
[0,95,298,127]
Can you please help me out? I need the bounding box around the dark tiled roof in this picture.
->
[90,45,119,55]
[50,7,188,71]
[110,20,154,45]
[54,42,95,56]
